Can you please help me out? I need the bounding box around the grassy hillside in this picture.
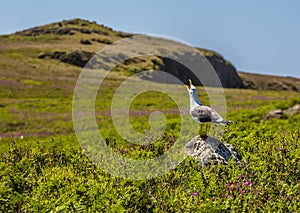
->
[239,71,300,91]
[2,18,299,90]
[0,19,299,212]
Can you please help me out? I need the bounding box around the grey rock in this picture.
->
[155,55,244,88]
[283,104,300,115]
[38,50,94,67]
[206,55,244,88]
[52,51,66,59]
[264,109,284,120]
[38,51,66,59]
[60,50,94,67]
[16,27,74,36]
[79,28,92,34]
[54,28,71,35]
[91,38,112,44]
[184,135,242,166]
[80,39,92,45]
[93,30,109,35]
[264,104,300,120]
[38,52,52,59]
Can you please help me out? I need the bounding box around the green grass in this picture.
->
[0,126,299,212]
[1,76,299,212]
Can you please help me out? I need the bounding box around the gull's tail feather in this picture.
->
[224,120,232,125]
[217,119,232,125]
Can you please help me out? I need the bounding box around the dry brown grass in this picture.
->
[238,71,300,91]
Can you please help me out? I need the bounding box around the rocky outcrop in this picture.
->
[38,50,94,67]
[15,19,111,37]
[38,51,66,60]
[80,39,92,45]
[264,110,285,120]
[206,55,244,88]
[91,38,113,44]
[16,26,109,37]
[184,135,242,166]
[264,104,300,120]
[159,54,244,88]
[284,104,300,115]
[60,51,94,67]
[13,18,300,90]
[16,27,73,36]
[25,19,242,88]
[38,49,245,88]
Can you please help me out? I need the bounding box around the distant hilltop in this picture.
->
[2,18,300,91]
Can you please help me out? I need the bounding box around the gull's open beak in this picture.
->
[185,79,193,90]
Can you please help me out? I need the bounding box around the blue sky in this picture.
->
[1,0,300,77]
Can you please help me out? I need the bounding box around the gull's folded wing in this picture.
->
[191,106,223,123]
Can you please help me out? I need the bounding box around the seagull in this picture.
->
[185,79,231,135]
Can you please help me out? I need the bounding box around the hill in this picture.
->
[1,18,299,90]
[238,71,300,91]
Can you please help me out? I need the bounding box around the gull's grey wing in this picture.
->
[191,105,224,123]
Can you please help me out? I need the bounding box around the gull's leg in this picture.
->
[198,124,201,136]
[199,123,207,138]
[212,124,216,137]
[204,123,208,136]
[198,124,203,136]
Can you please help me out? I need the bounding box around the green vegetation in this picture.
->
[0,19,299,212]
[1,125,299,212]
[1,75,299,212]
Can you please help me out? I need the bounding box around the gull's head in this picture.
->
[185,79,197,96]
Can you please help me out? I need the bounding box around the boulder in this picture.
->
[264,104,300,120]
[79,28,92,34]
[38,50,94,67]
[80,39,92,45]
[184,135,242,166]
[54,28,71,35]
[52,51,67,59]
[38,51,66,59]
[93,30,109,35]
[283,104,300,115]
[60,50,94,67]
[91,38,112,44]
[38,52,52,59]
[264,109,284,120]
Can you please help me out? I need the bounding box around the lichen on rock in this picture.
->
[184,135,242,166]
